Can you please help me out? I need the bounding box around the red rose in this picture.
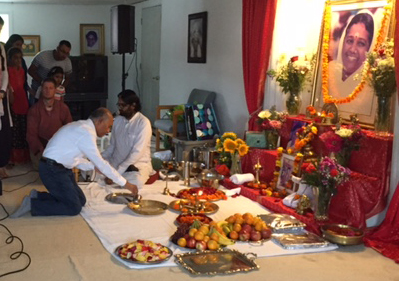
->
[215,164,230,177]
[330,169,339,177]
[290,56,299,62]
[305,164,317,173]
[301,162,310,170]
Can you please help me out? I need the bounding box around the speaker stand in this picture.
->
[122,53,128,91]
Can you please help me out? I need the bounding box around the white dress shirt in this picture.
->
[43,119,127,186]
[102,112,153,176]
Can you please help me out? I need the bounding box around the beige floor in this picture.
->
[0,164,398,281]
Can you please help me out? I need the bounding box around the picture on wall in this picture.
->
[21,35,40,56]
[187,12,207,63]
[80,24,105,55]
[312,0,393,125]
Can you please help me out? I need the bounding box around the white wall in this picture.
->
[1,3,136,115]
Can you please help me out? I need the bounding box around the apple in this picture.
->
[196,240,207,251]
[250,230,262,241]
[239,229,250,241]
[241,224,252,233]
[187,237,197,248]
[261,228,272,239]
[184,234,190,241]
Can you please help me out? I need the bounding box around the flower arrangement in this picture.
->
[267,55,314,94]
[301,157,351,196]
[257,106,287,131]
[319,125,364,166]
[365,39,396,97]
[306,105,334,123]
[216,132,249,167]
[292,123,318,153]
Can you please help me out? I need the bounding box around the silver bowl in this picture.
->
[196,172,224,189]
[174,161,205,177]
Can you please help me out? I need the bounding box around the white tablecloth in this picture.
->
[80,180,337,269]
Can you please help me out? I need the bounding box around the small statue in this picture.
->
[296,195,312,215]
[350,114,359,125]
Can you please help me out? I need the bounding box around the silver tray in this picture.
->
[127,200,168,215]
[105,192,136,204]
[175,248,259,275]
[272,232,330,250]
[115,242,173,264]
[259,213,306,233]
[168,199,219,215]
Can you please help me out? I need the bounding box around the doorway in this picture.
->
[140,5,161,125]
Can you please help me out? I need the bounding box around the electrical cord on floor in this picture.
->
[2,170,37,179]
[3,176,40,193]
[0,203,32,278]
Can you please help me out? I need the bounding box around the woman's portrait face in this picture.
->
[342,22,371,76]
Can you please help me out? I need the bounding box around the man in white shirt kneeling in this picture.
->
[11,108,138,217]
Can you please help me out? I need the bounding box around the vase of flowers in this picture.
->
[319,125,364,167]
[267,55,314,115]
[301,157,351,221]
[257,106,287,149]
[365,39,396,135]
[215,132,249,175]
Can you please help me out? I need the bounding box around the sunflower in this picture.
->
[223,139,238,153]
[238,144,249,157]
[222,132,237,140]
[236,138,245,146]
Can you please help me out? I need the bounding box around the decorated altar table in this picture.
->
[240,115,393,229]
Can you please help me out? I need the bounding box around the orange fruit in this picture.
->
[189,228,198,237]
[255,222,263,231]
[235,217,244,225]
[245,216,254,226]
[177,237,187,247]
[199,225,210,235]
[207,240,219,251]
[226,216,236,224]
[194,231,205,241]
[209,221,217,227]
[233,223,242,232]
[229,230,239,240]
[210,232,219,242]
[203,235,210,243]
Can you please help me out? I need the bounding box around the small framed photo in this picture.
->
[187,12,207,63]
[80,24,105,55]
[21,35,40,56]
[277,153,297,192]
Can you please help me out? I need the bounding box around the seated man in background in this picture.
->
[11,108,138,217]
[26,78,72,169]
[101,89,153,189]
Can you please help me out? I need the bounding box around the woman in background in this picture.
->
[0,16,13,178]
[35,66,65,101]
[8,47,30,164]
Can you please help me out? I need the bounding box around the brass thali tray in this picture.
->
[175,248,259,275]
[127,200,168,215]
[168,199,219,215]
[105,192,136,204]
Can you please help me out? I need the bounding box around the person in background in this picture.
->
[5,34,34,105]
[35,66,65,101]
[28,40,72,93]
[102,90,153,189]
[10,108,138,217]
[0,16,12,179]
[7,47,30,164]
[26,78,72,169]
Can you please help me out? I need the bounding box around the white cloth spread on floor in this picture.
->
[80,181,338,270]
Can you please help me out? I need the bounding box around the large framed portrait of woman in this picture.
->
[311,0,394,126]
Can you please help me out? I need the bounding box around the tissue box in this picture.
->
[245,131,266,148]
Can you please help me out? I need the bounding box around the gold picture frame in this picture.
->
[311,0,395,126]
[21,35,40,56]
[80,24,105,55]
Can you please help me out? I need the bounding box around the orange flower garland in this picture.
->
[321,2,392,104]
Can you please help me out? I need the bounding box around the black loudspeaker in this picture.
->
[111,5,135,54]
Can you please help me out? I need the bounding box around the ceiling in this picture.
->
[0,0,146,4]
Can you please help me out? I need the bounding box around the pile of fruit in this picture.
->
[222,213,272,242]
[171,199,216,214]
[246,181,288,198]
[171,220,235,251]
[117,240,171,262]
[177,187,227,201]
[176,213,213,225]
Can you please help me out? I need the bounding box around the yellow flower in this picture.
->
[287,148,293,154]
[216,138,220,144]
[258,110,271,119]
[296,153,304,158]
[277,147,284,153]
[223,139,237,153]
[236,138,245,146]
[238,144,249,157]
[311,126,318,135]
[222,132,237,140]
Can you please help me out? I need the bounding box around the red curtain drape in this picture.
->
[242,0,278,131]
[395,0,399,103]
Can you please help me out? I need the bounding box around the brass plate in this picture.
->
[175,248,259,275]
[321,224,364,245]
[127,200,168,215]
[176,188,226,202]
[168,199,219,215]
[105,192,135,204]
[115,242,173,264]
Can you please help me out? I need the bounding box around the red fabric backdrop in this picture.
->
[395,0,399,103]
[242,0,277,130]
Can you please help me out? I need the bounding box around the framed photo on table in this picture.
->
[21,35,40,56]
[80,24,105,55]
[187,12,207,63]
[311,0,394,126]
[277,153,298,193]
